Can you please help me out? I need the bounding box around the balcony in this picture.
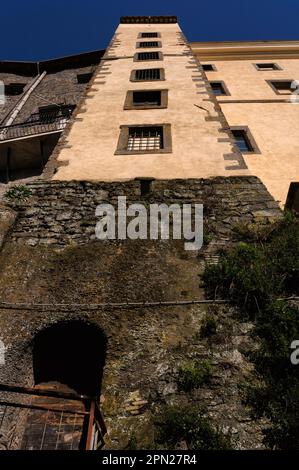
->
[0,105,75,143]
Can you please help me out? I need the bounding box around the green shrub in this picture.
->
[178,360,212,391]
[202,214,299,449]
[202,216,299,317]
[155,405,231,450]
[4,185,32,200]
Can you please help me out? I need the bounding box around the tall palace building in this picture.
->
[0,16,298,208]
[0,16,297,451]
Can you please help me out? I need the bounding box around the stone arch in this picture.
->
[32,319,107,396]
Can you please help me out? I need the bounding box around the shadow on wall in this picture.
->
[33,320,107,397]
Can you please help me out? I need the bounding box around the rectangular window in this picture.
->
[128,126,163,151]
[267,80,293,94]
[131,68,164,81]
[140,32,159,38]
[134,52,162,61]
[124,89,168,110]
[5,83,26,95]
[202,64,216,71]
[133,91,161,106]
[230,127,259,153]
[77,72,93,83]
[115,124,172,155]
[137,41,161,48]
[255,63,281,71]
[210,81,230,96]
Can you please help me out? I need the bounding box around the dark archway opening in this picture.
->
[33,320,107,396]
[21,321,107,450]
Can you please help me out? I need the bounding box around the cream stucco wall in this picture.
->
[53,23,247,182]
[194,53,299,205]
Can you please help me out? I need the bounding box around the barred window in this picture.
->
[133,68,162,81]
[135,52,162,61]
[138,41,160,48]
[124,89,168,110]
[140,32,159,38]
[115,124,172,155]
[128,126,163,151]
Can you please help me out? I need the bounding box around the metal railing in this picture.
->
[0,383,106,450]
[0,109,74,142]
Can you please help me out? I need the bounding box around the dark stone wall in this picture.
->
[5,177,280,247]
[0,64,99,126]
[0,74,33,123]
[13,67,96,125]
[0,177,282,450]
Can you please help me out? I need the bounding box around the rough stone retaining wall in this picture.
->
[0,177,281,450]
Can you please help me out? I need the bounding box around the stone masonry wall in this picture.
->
[0,177,281,450]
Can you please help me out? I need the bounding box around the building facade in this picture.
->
[1,19,299,207]
[0,16,296,451]
[191,39,299,207]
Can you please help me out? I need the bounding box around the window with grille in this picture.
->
[138,41,160,48]
[128,126,163,151]
[135,52,162,61]
[230,127,259,153]
[115,124,172,155]
[140,32,159,38]
[132,68,163,81]
[124,89,168,109]
[210,81,230,96]
[267,80,293,94]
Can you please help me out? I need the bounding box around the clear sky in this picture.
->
[1,0,298,61]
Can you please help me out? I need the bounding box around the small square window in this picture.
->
[134,52,163,62]
[115,124,172,155]
[130,68,165,81]
[137,41,162,48]
[77,72,93,83]
[230,127,259,153]
[202,64,216,71]
[255,63,281,71]
[5,83,26,95]
[210,81,230,96]
[124,89,168,110]
[267,80,293,95]
[139,32,160,38]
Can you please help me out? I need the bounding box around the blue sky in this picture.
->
[1,0,298,61]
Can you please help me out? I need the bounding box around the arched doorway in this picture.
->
[21,320,107,450]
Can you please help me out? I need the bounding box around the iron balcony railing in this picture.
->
[0,107,75,142]
[0,383,106,450]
